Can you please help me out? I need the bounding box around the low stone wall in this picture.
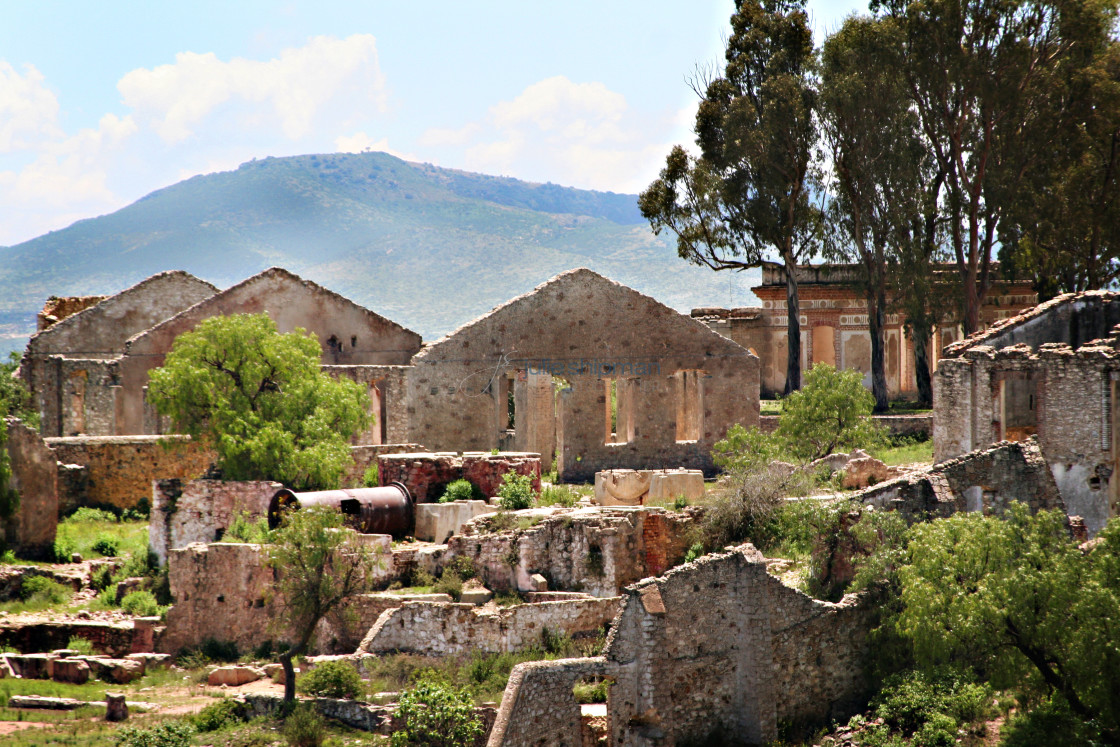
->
[3,418,58,559]
[343,444,425,488]
[448,506,698,597]
[0,620,152,657]
[414,500,496,543]
[315,592,452,655]
[46,435,213,513]
[857,438,1064,523]
[378,452,541,504]
[150,479,280,566]
[486,545,874,747]
[358,597,622,657]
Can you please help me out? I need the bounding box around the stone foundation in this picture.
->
[414,500,497,543]
[378,452,541,503]
[150,479,281,566]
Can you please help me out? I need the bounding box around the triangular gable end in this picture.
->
[415,267,755,363]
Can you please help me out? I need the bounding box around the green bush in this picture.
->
[67,636,94,655]
[121,590,161,617]
[1000,696,1103,747]
[21,575,71,604]
[363,463,379,488]
[52,534,77,563]
[115,720,195,747]
[439,479,480,503]
[92,535,119,557]
[222,512,271,543]
[298,659,363,699]
[194,698,245,732]
[390,675,484,747]
[443,555,476,581]
[497,472,535,510]
[433,568,463,601]
[573,679,610,704]
[67,507,118,523]
[537,484,576,507]
[283,702,326,747]
[672,495,689,510]
[682,542,705,564]
[871,669,994,738]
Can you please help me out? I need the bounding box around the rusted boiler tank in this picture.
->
[268,484,413,537]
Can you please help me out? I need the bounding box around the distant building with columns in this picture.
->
[692,262,1037,398]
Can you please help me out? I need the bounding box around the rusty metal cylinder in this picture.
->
[268,483,413,536]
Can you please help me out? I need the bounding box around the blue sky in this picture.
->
[0,1,866,246]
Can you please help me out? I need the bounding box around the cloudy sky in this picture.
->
[0,0,865,247]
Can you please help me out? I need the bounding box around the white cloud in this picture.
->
[0,61,63,152]
[118,34,387,143]
[423,75,685,194]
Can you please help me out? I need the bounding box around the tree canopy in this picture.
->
[147,313,370,490]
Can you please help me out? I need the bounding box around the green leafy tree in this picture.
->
[1,352,39,428]
[775,363,883,462]
[268,506,377,703]
[147,313,370,490]
[390,675,484,747]
[898,506,1120,740]
[640,0,821,393]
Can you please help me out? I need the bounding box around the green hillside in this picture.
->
[0,151,759,350]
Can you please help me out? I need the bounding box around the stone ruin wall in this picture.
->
[150,479,280,566]
[2,418,59,559]
[487,545,873,747]
[934,337,1120,535]
[448,507,697,598]
[358,597,622,657]
[37,295,109,331]
[48,435,213,514]
[378,452,542,503]
[859,438,1064,523]
[325,365,412,446]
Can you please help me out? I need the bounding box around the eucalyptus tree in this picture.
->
[820,15,924,412]
[640,0,821,393]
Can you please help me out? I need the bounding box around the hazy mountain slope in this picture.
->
[0,151,759,350]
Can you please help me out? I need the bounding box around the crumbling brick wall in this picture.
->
[150,479,280,566]
[359,597,621,657]
[405,269,759,482]
[47,435,213,514]
[378,452,541,503]
[2,418,59,559]
[486,545,874,747]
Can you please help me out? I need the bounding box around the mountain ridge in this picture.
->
[0,151,759,352]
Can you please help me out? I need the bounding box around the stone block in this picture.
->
[460,588,494,605]
[52,659,90,684]
[10,654,53,679]
[593,470,650,506]
[414,500,496,543]
[842,457,899,490]
[89,658,144,684]
[105,692,129,722]
[527,574,548,592]
[263,663,286,684]
[207,665,265,687]
[125,653,171,669]
[647,470,705,502]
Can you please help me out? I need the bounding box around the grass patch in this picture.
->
[54,514,148,562]
[759,398,782,415]
[874,437,934,466]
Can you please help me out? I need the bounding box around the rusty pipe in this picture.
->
[268,483,413,537]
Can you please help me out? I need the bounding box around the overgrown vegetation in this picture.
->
[536,484,577,508]
[439,478,481,503]
[390,674,483,747]
[496,471,536,510]
[298,659,364,699]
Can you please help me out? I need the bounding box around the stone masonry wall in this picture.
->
[486,545,873,747]
[47,435,213,514]
[448,507,699,598]
[3,418,59,559]
[150,479,280,566]
[359,597,621,657]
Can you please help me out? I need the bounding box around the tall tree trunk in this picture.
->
[784,260,802,394]
[911,322,933,408]
[281,651,296,703]
[867,263,890,414]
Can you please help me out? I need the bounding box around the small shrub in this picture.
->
[683,542,705,564]
[497,472,535,510]
[67,636,95,655]
[573,678,610,704]
[115,720,195,747]
[200,638,241,662]
[283,702,326,747]
[91,563,115,591]
[672,495,689,510]
[222,512,271,543]
[122,498,151,520]
[52,535,77,563]
[92,535,119,557]
[21,575,71,604]
[298,659,363,699]
[443,555,476,581]
[121,590,161,617]
[439,479,479,503]
[537,484,576,508]
[194,698,246,732]
[541,627,571,655]
[391,675,484,747]
[433,568,463,601]
[67,507,118,523]
[363,463,379,488]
